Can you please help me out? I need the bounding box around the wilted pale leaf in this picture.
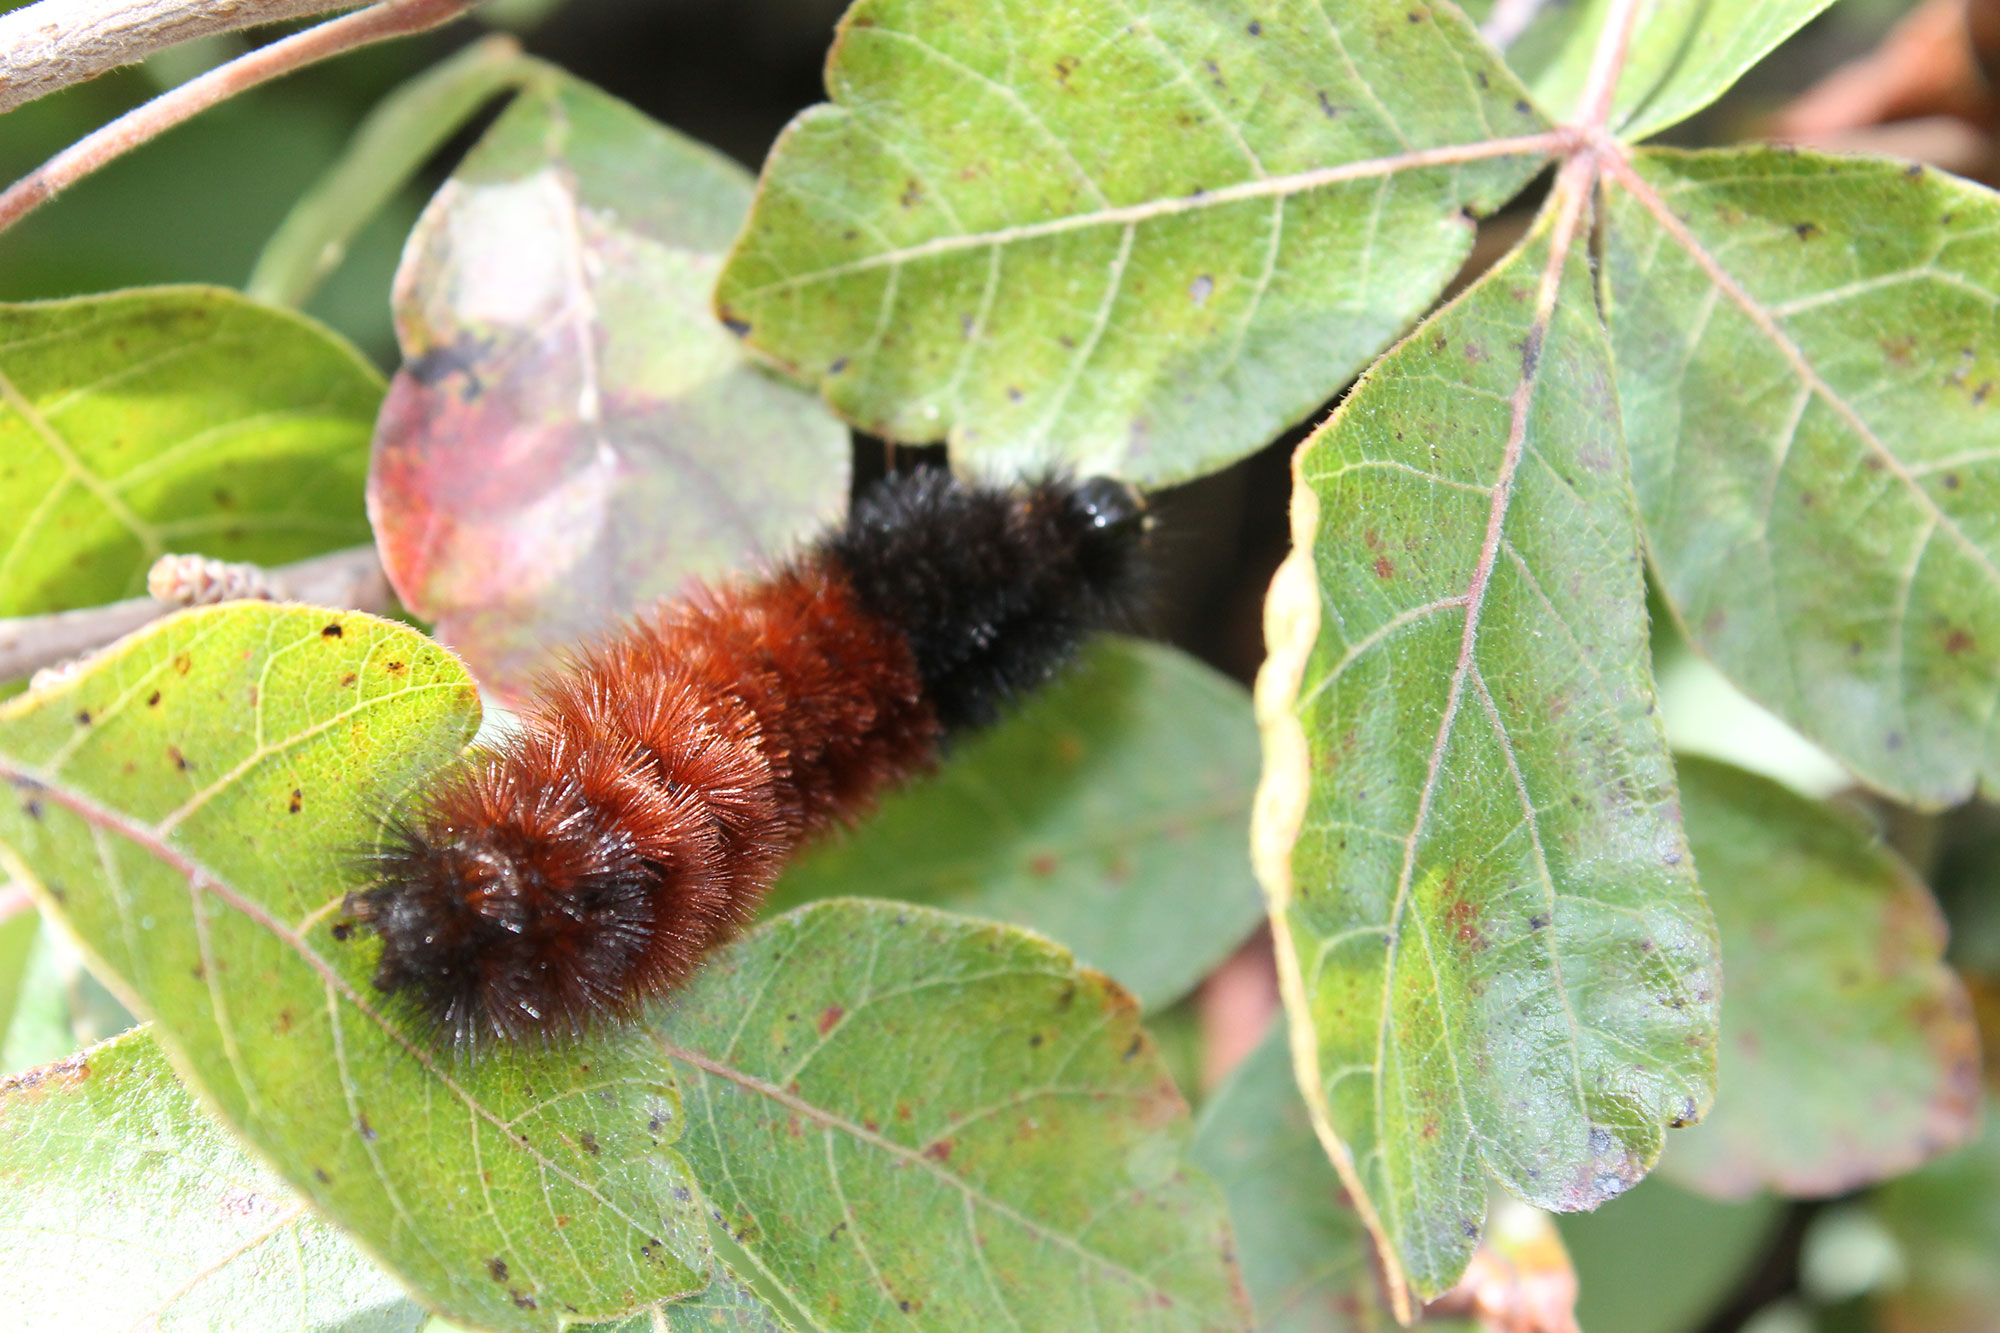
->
[0,287,381,615]
[1254,190,1718,1310]
[769,638,1262,1012]
[653,899,1250,1331]
[0,1026,425,1333]
[1192,1027,1393,1332]
[0,605,712,1331]
[1604,148,2000,807]
[1481,0,1834,143]
[1664,758,1981,1198]
[717,0,1551,485]
[370,71,849,700]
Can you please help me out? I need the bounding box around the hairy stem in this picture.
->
[0,545,391,684]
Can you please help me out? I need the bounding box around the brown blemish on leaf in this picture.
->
[1028,852,1060,876]
[321,623,343,639]
[1945,628,1975,654]
[0,1051,90,1098]
[167,745,189,771]
[384,661,406,676]
[922,1137,955,1162]
[487,1257,509,1282]
[817,1005,845,1036]
[577,1130,600,1154]
[172,653,192,675]
[339,673,357,688]
[1373,556,1396,579]
[288,789,303,814]
[146,690,161,707]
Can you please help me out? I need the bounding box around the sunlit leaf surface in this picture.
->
[0,605,711,1331]
[370,71,849,700]
[0,287,380,616]
[0,1026,427,1333]
[718,0,1551,485]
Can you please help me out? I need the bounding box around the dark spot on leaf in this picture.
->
[1793,221,1821,240]
[1246,19,1261,35]
[1188,273,1214,306]
[1905,162,1925,179]
[1528,913,1549,930]
[923,1138,954,1162]
[1886,731,1904,750]
[385,661,406,676]
[1316,90,1339,118]
[511,1290,536,1310]
[22,799,41,820]
[1122,1033,1143,1061]
[1944,472,1961,490]
[1476,70,1488,88]
[828,356,849,375]
[1520,325,1545,379]
[899,178,922,209]
[357,1115,376,1141]
[818,1004,844,1036]
[578,1130,600,1154]
[275,1009,293,1033]
[74,710,90,726]
[1028,1032,1043,1047]
[288,790,303,814]
[173,654,191,675]
[1514,99,1532,115]
[719,313,751,337]
[146,691,160,707]
[1669,1096,1699,1129]
[340,673,357,688]
[1373,556,1396,579]
[1946,628,1975,654]
[487,1258,509,1282]
[314,1168,331,1183]
[828,1220,848,1241]
[331,921,353,942]
[1029,852,1059,876]
[321,623,342,638]
[1462,1218,1480,1238]
[900,1300,914,1313]
[167,745,188,771]
[1053,54,1079,84]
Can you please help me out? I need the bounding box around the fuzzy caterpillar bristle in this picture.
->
[348,470,1148,1048]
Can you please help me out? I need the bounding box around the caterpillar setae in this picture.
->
[348,470,1148,1048]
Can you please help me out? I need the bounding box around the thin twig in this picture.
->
[0,0,369,115]
[0,545,390,684]
[0,0,477,236]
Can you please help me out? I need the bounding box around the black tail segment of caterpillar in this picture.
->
[346,470,1150,1050]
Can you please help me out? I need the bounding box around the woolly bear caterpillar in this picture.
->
[348,470,1148,1047]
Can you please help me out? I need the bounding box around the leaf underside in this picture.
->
[1606,147,2000,808]
[1259,196,1719,1304]
[654,898,1250,1332]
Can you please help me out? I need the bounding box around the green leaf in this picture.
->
[0,901,34,1048]
[716,0,1551,487]
[1192,1026,1388,1332]
[0,604,712,1332]
[1872,1085,2000,1332]
[369,69,850,699]
[1254,187,1719,1309]
[653,898,1250,1331]
[0,1026,426,1333]
[1557,1172,1782,1333]
[769,638,1262,1012]
[1603,148,2000,807]
[0,287,382,616]
[1496,0,1835,142]
[1662,758,1982,1198]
